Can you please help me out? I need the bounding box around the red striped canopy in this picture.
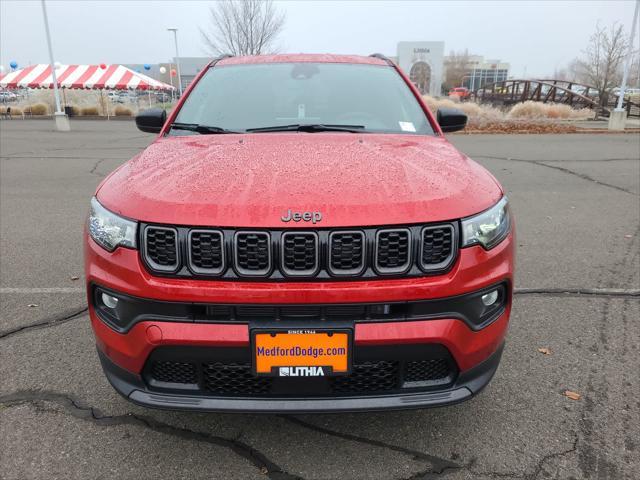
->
[0,64,174,91]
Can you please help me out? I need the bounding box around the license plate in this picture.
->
[252,329,351,377]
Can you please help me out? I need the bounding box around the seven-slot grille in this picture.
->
[142,224,457,279]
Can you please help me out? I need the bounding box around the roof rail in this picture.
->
[208,54,234,69]
[214,54,234,62]
[369,53,394,65]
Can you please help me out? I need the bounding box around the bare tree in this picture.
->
[573,22,629,106]
[443,49,472,91]
[550,60,581,83]
[566,59,583,83]
[201,0,285,56]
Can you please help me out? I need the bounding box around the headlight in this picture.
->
[88,197,137,251]
[461,197,510,249]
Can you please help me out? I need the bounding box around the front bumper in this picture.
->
[99,342,504,413]
[86,231,514,412]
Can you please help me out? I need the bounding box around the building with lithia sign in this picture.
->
[395,42,445,95]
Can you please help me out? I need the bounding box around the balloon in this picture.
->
[159,66,167,74]
[54,61,62,69]
[170,68,177,77]
[99,63,106,69]
[144,64,151,70]
[10,61,18,69]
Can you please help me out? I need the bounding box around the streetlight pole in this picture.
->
[167,28,183,97]
[168,64,175,101]
[616,0,639,110]
[41,0,69,131]
[609,0,639,130]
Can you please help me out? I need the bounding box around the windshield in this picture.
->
[172,62,435,135]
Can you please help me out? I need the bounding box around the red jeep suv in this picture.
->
[85,54,513,412]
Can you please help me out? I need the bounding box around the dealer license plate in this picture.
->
[252,329,351,377]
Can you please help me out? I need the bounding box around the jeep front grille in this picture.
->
[329,231,365,275]
[420,225,455,269]
[281,232,318,276]
[143,226,179,271]
[375,228,411,274]
[141,222,458,280]
[189,230,224,274]
[234,231,271,276]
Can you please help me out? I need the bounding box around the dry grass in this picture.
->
[423,96,503,125]
[28,103,48,115]
[114,106,133,116]
[11,89,174,116]
[80,106,99,116]
[422,96,595,124]
[508,101,594,120]
[463,121,579,134]
[67,105,80,116]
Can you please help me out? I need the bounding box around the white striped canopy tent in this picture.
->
[0,64,174,91]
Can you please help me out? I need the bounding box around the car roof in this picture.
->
[216,54,389,67]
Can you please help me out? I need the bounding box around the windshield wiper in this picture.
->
[170,123,240,134]
[246,124,366,133]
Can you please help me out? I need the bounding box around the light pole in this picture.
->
[167,28,183,97]
[166,65,174,101]
[41,0,69,131]
[609,0,639,130]
[616,0,639,110]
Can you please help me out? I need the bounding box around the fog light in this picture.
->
[481,290,499,306]
[101,293,119,309]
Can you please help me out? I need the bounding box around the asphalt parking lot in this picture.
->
[1,119,639,480]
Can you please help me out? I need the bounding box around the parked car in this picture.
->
[612,87,640,99]
[448,86,471,99]
[106,91,124,103]
[116,91,137,103]
[0,90,18,103]
[155,92,172,102]
[86,54,514,413]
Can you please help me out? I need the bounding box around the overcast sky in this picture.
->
[1,0,637,77]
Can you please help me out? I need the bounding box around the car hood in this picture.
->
[97,133,502,227]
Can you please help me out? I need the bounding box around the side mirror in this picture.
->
[135,108,166,134]
[437,107,467,133]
